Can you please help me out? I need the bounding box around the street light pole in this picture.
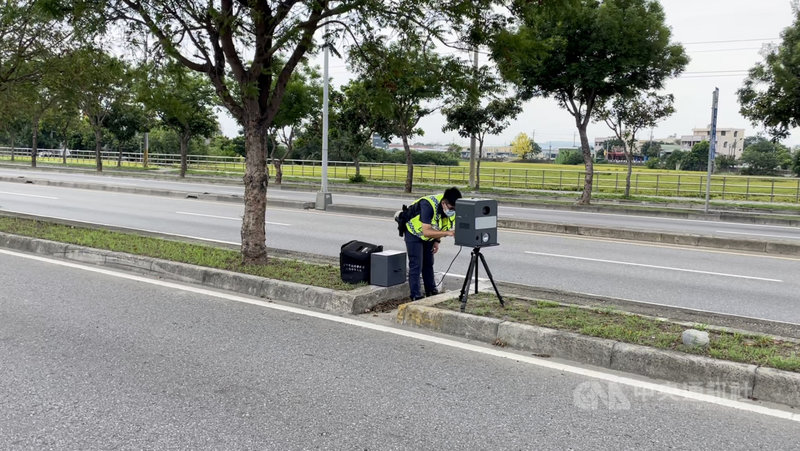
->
[704,88,719,214]
[316,22,332,210]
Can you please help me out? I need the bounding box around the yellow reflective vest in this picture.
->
[405,194,455,241]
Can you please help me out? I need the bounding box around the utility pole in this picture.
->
[468,48,478,189]
[316,23,332,210]
[704,88,719,214]
[531,129,535,159]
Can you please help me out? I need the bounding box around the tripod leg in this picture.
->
[458,253,477,312]
[477,252,504,307]
[473,248,479,294]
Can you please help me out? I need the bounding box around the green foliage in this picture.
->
[715,154,737,171]
[738,9,800,139]
[740,140,780,175]
[554,149,583,165]
[348,174,367,183]
[645,157,660,169]
[793,149,800,177]
[640,141,662,159]
[491,0,687,202]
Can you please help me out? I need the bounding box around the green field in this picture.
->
[3,154,799,203]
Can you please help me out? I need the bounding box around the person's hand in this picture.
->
[448,230,455,237]
[432,241,440,254]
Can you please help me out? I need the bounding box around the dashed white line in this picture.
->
[176,211,290,226]
[0,191,59,199]
[0,247,796,423]
[524,251,782,282]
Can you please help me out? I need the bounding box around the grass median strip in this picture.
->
[0,217,358,291]
[439,294,800,372]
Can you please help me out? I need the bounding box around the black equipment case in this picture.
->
[340,240,384,283]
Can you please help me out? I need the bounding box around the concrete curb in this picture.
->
[0,232,407,315]
[396,294,800,409]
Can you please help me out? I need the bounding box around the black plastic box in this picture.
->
[339,240,383,284]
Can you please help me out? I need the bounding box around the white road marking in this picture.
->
[0,191,59,199]
[0,209,240,246]
[0,247,796,423]
[176,211,290,226]
[524,251,783,282]
[504,206,800,230]
[716,230,797,240]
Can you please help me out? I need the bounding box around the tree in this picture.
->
[331,80,382,180]
[350,37,459,193]
[740,140,781,175]
[443,66,521,189]
[593,92,675,197]
[640,141,662,159]
[510,132,532,160]
[105,98,149,169]
[738,7,800,140]
[139,63,217,177]
[792,148,800,176]
[491,0,687,204]
[271,63,322,184]
[72,48,130,172]
[715,155,737,171]
[91,0,489,263]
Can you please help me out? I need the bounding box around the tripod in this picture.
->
[459,245,504,313]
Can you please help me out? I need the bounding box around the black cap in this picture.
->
[443,187,462,206]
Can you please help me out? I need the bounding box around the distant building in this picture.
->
[680,127,746,159]
[372,134,388,149]
[387,143,449,153]
[459,145,513,160]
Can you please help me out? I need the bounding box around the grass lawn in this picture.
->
[0,216,358,291]
[438,293,800,372]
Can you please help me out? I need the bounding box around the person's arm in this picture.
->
[421,223,454,240]
[418,202,453,240]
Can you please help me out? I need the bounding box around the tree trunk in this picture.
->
[179,130,190,178]
[31,118,39,168]
[476,140,484,190]
[402,134,413,193]
[354,157,361,177]
[576,123,594,205]
[94,127,103,172]
[241,122,269,265]
[62,134,68,165]
[274,159,283,185]
[117,145,123,167]
[625,150,633,198]
[10,134,15,161]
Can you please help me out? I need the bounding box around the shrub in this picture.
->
[349,174,367,183]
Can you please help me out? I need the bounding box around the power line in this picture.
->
[687,47,762,53]
[682,37,778,45]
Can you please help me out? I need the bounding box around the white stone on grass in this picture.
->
[682,329,710,347]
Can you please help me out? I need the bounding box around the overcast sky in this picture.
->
[219,1,799,148]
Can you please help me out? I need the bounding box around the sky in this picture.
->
[218,0,799,148]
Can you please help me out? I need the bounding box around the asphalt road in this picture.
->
[2,166,800,242]
[1,250,797,448]
[2,180,800,324]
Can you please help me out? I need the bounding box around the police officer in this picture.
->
[399,187,462,300]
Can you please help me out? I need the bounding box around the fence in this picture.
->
[2,147,799,203]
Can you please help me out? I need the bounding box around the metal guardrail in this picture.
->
[1,147,799,203]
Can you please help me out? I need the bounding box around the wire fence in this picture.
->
[2,147,799,203]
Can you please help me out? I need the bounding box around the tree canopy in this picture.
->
[738,8,800,140]
[490,0,687,204]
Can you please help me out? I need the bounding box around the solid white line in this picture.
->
[716,230,798,240]
[0,191,59,200]
[503,206,800,231]
[0,248,796,423]
[175,211,291,226]
[0,209,240,246]
[524,251,783,282]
